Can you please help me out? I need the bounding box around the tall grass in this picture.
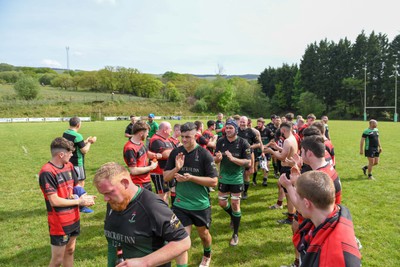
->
[0,120,398,266]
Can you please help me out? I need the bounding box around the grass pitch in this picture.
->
[0,120,399,266]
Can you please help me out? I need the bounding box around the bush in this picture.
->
[191,98,208,113]
[14,76,40,100]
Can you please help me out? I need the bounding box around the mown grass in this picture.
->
[0,120,399,266]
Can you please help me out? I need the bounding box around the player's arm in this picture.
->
[117,236,191,267]
[206,135,218,149]
[378,136,383,152]
[250,128,262,150]
[163,152,184,182]
[225,150,250,167]
[129,163,157,176]
[177,173,218,187]
[359,137,365,154]
[80,137,96,154]
[47,192,95,208]
[267,141,290,161]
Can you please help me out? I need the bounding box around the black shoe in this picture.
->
[362,166,367,176]
[242,192,248,200]
[262,178,268,186]
[277,218,293,225]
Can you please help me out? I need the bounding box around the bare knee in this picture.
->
[64,245,75,257]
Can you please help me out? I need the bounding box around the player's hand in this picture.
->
[264,147,273,154]
[116,258,145,267]
[225,150,234,161]
[291,153,303,169]
[379,147,382,153]
[215,151,223,161]
[150,160,158,170]
[175,173,189,182]
[79,195,96,207]
[279,173,291,188]
[175,152,185,170]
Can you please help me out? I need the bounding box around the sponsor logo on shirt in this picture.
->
[129,212,136,223]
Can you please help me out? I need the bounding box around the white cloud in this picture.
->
[41,59,62,68]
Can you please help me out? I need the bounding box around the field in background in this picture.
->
[0,84,191,118]
[0,120,399,266]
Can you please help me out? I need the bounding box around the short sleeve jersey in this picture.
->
[317,164,341,204]
[237,128,258,146]
[195,132,209,150]
[164,145,218,210]
[362,128,379,150]
[147,121,159,138]
[215,120,224,137]
[202,129,215,154]
[39,161,80,236]
[104,187,188,267]
[125,123,134,137]
[255,126,273,145]
[215,136,251,185]
[169,136,181,148]
[63,129,85,166]
[296,205,361,267]
[123,140,151,185]
[149,134,174,174]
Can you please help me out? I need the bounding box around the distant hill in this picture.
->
[48,67,259,80]
[192,74,259,80]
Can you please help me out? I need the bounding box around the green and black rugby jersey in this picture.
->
[165,145,218,210]
[104,187,188,267]
[215,136,251,185]
[362,128,380,150]
[63,129,85,166]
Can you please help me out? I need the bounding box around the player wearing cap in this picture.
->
[147,113,159,139]
[215,120,251,246]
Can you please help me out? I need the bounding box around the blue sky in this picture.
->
[0,0,399,75]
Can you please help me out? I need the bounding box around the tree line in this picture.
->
[1,30,399,119]
[258,30,400,119]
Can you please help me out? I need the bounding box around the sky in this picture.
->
[0,0,399,75]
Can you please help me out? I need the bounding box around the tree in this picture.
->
[39,73,58,86]
[0,71,21,83]
[297,91,325,117]
[164,82,183,102]
[51,74,75,90]
[14,75,40,100]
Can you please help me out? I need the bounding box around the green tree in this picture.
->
[14,75,40,100]
[39,73,58,86]
[297,91,325,117]
[0,71,21,83]
[164,82,183,102]
[51,74,75,90]
[191,98,208,113]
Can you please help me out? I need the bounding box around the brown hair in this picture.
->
[296,171,335,209]
[132,120,149,134]
[50,137,75,156]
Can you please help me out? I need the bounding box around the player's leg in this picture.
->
[172,207,192,266]
[62,235,77,267]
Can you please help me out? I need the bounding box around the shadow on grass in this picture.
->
[0,207,43,221]
[341,175,372,182]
